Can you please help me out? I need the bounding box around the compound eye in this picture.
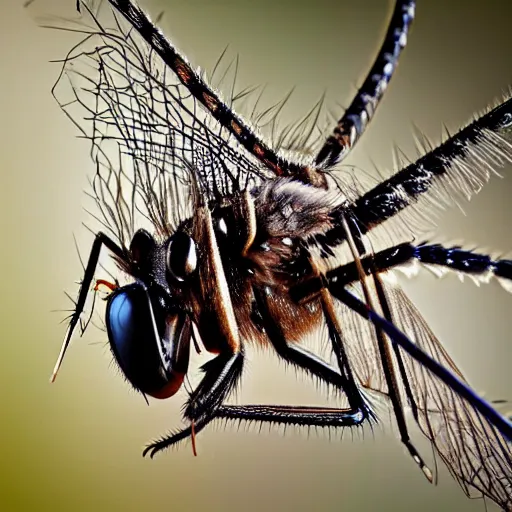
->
[106,282,190,398]
[130,229,156,268]
[166,232,197,282]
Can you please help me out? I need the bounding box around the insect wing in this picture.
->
[339,273,512,509]
[48,1,266,248]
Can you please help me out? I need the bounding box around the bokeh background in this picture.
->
[2,0,512,510]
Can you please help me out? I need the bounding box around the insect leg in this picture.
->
[316,1,416,168]
[349,97,512,234]
[339,216,433,480]
[318,289,373,413]
[182,350,245,424]
[328,283,512,442]
[140,350,243,458]
[318,96,512,249]
[143,402,368,458]
[215,404,366,429]
[142,413,213,459]
[370,271,433,478]
[51,232,125,382]
[293,242,512,302]
[102,0,319,183]
[407,243,512,286]
[146,282,377,460]
[252,287,372,417]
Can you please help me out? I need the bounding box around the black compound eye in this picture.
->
[166,232,197,282]
[106,282,190,399]
[130,229,156,268]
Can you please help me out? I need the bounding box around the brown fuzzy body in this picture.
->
[182,178,341,352]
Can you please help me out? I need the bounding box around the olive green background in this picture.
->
[2,0,512,510]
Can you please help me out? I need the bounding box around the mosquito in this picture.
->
[39,0,512,509]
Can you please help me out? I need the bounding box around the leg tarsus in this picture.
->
[142,402,373,459]
[143,415,212,458]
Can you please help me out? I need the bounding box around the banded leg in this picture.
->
[320,96,512,248]
[350,97,512,233]
[292,242,512,302]
[316,0,416,168]
[51,232,126,382]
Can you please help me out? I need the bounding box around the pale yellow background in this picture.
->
[1,0,512,511]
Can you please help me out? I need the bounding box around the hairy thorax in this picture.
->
[180,177,346,350]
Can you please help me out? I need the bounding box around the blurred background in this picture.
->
[1,0,512,510]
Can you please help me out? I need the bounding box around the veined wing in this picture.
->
[339,273,512,509]
[44,1,270,248]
